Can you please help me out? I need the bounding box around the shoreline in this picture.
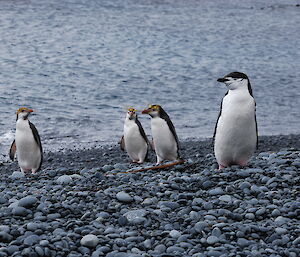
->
[0,134,299,256]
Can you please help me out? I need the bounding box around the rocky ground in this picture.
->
[0,134,299,257]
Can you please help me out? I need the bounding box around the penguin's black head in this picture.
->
[126,107,137,120]
[16,107,33,121]
[142,104,161,118]
[217,72,252,96]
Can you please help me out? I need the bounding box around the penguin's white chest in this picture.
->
[214,93,257,166]
[151,117,177,160]
[124,120,147,162]
[15,120,41,170]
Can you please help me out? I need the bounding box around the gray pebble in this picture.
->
[0,231,13,243]
[35,246,44,256]
[237,238,252,247]
[39,240,49,247]
[10,171,25,179]
[154,244,166,253]
[116,191,133,203]
[169,230,182,238]
[219,195,232,203]
[18,195,38,208]
[123,209,147,224]
[166,246,185,254]
[80,234,99,248]
[6,245,20,255]
[206,236,219,245]
[56,175,73,184]
[12,206,28,216]
[208,187,224,195]
[24,234,40,246]
[194,221,208,233]
[292,236,300,245]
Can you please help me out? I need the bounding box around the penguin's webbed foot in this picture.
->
[218,164,226,170]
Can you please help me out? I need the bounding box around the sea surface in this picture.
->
[0,0,299,158]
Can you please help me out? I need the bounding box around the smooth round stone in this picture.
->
[169,230,182,239]
[271,209,281,217]
[219,195,232,203]
[123,209,147,224]
[159,201,180,210]
[194,221,208,233]
[80,234,99,248]
[18,196,38,208]
[35,246,44,256]
[142,197,157,206]
[237,238,251,247]
[192,198,203,206]
[6,245,20,255]
[116,192,133,203]
[12,206,28,216]
[39,240,49,247]
[154,244,166,253]
[24,234,40,246]
[255,208,266,216]
[26,223,39,231]
[102,165,114,172]
[166,246,185,254]
[0,231,13,243]
[189,211,200,220]
[0,226,10,233]
[10,171,25,179]
[292,236,300,245]
[208,187,224,195]
[212,228,222,237]
[275,228,287,235]
[70,174,83,180]
[274,216,290,225]
[143,239,152,249]
[206,236,219,245]
[118,216,128,226]
[245,213,255,220]
[207,250,223,257]
[56,175,73,185]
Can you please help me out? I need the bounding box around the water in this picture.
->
[0,0,299,157]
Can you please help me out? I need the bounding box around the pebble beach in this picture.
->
[0,134,299,257]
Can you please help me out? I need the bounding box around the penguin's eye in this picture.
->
[21,110,25,112]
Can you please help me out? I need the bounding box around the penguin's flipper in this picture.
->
[213,91,228,145]
[29,121,43,172]
[150,139,155,151]
[135,117,149,145]
[9,140,16,161]
[120,136,125,151]
[254,101,258,150]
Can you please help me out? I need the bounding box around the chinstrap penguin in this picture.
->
[142,105,180,164]
[9,108,43,174]
[120,108,149,163]
[214,72,258,169]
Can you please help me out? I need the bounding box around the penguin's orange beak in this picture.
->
[142,108,150,114]
[29,109,34,113]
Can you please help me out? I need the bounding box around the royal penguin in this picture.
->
[120,108,149,163]
[142,105,180,164]
[9,107,43,174]
[213,72,258,169]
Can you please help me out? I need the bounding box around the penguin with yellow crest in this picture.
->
[142,105,180,165]
[120,107,149,163]
[9,107,43,174]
